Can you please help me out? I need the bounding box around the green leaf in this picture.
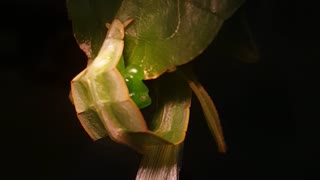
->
[149,71,192,143]
[67,0,245,79]
[117,0,245,79]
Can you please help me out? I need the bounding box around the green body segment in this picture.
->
[117,57,152,109]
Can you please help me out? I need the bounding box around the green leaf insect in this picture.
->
[70,19,192,153]
[67,0,249,179]
[69,18,225,180]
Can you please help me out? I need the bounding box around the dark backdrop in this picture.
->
[1,1,298,179]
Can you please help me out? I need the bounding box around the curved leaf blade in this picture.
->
[117,0,245,79]
[67,0,245,79]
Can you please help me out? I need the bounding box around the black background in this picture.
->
[1,0,299,179]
